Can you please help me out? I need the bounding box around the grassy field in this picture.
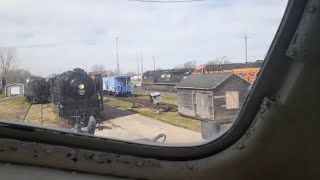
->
[106,98,201,132]
[24,104,66,128]
[0,96,29,121]
[0,94,5,99]
[135,93,178,105]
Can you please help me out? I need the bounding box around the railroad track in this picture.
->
[25,103,71,129]
[22,103,33,123]
[22,103,44,124]
[108,96,178,112]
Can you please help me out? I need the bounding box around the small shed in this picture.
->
[5,83,25,97]
[175,73,251,123]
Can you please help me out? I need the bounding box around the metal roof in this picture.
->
[175,73,237,90]
[103,75,131,78]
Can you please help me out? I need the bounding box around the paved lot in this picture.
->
[95,104,203,144]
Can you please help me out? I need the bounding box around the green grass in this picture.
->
[105,98,201,132]
[134,93,178,105]
[107,98,132,109]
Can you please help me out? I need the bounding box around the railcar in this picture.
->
[25,78,49,104]
[49,68,103,125]
[193,60,263,83]
[102,75,132,96]
[141,68,194,92]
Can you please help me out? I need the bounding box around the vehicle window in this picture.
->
[116,78,131,84]
[0,0,287,145]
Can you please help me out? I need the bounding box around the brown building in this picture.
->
[175,73,251,123]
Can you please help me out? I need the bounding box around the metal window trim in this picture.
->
[0,0,309,161]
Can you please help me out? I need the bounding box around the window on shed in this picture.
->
[225,91,239,109]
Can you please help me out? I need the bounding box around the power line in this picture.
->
[115,37,120,74]
[140,49,143,74]
[153,56,156,70]
[244,34,251,64]
[137,54,140,76]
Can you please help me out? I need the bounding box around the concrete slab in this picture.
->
[95,112,203,144]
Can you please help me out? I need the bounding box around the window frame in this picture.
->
[0,0,307,161]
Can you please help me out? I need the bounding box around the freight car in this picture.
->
[193,60,263,83]
[25,78,49,104]
[102,76,132,96]
[49,68,103,125]
[141,68,194,92]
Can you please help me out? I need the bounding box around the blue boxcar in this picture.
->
[102,76,132,96]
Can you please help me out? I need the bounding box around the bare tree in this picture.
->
[125,72,136,76]
[0,48,17,82]
[207,56,231,65]
[91,64,106,75]
[7,69,37,84]
[183,61,196,68]
[174,60,197,69]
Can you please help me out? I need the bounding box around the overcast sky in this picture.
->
[0,0,288,76]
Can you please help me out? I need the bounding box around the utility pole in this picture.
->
[137,54,140,76]
[244,34,250,64]
[153,56,156,70]
[115,37,120,74]
[140,49,143,75]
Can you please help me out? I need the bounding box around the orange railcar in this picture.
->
[193,62,262,83]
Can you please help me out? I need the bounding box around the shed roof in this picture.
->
[5,83,24,87]
[175,73,248,90]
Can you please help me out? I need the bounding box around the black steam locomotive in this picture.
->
[141,68,194,92]
[25,78,50,104]
[49,68,104,125]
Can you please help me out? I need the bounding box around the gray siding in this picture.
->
[212,77,250,122]
[177,89,195,117]
[177,75,250,123]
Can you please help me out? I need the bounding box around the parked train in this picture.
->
[48,68,104,125]
[102,75,132,96]
[193,60,263,83]
[25,78,50,104]
[141,68,194,92]
[141,61,263,92]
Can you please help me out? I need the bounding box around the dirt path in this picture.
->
[95,104,203,144]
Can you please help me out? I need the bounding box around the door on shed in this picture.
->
[195,92,214,120]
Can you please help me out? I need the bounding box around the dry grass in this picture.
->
[0,96,29,121]
[0,94,5,99]
[24,104,65,128]
[0,96,68,129]
[105,98,201,132]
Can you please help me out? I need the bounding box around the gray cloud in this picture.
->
[0,0,288,76]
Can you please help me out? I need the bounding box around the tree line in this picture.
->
[174,56,231,69]
[0,47,39,86]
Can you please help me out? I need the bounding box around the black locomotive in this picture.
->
[49,68,103,125]
[141,68,194,92]
[25,78,50,104]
